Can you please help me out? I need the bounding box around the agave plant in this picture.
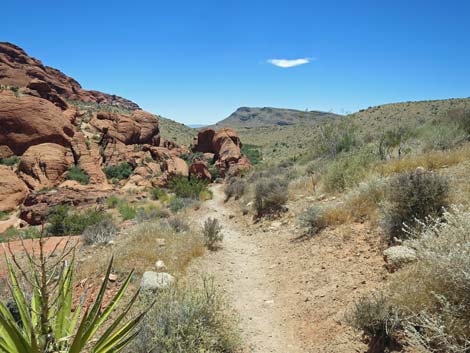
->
[0,237,145,353]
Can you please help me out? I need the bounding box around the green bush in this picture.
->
[47,206,112,236]
[104,162,134,180]
[106,195,120,208]
[133,278,238,353]
[203,218,223,250]
[65,166,90,185]
[118,202,136,221]
[241,144,262,165]
[169,197,195,213]
[298,206,326,236]
[254,178,288,217]
[150,187,168,201]
[382,169,449,242]
[169,175,210,200]
[0,156,19,166]
[420,122,467,151]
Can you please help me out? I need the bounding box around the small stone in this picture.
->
[108,273,118,282]
[156,238,166,247]
[155,260,167,271]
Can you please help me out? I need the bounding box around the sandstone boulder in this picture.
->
[0,91,74,155]
[192,128,216,153]
[189,160,212,181]
[0,145,14,159]
[18,143,73,190]
[0,165,28,212]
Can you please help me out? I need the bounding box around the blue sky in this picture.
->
[2,0,470,124]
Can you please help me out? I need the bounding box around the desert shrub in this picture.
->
[254,178,288,216]
[322,148,377,193]
[104,162,134,180]
[208,164,219,180]
[135,205,170,222]
[0,211,9,221]
[167,215,190,233]
[81,218,118,245]
[180,151,203,164]
[117,202,136,220]
[225,178,246,201]
[0,227,41,242]
[0,156,19,166]
[203,217,223,250]
[317,120,359,158]
[169,196,189,213]
[169,175,210,200]
[150,187,168,201]
[133,278,238,353]
[382,169,449,242]
[346,293,401,352]
[47,206,112,236]
[447,108,470,135]
[298,206,326,236]
[65,166,90,185]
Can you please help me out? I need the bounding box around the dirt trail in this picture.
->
[194,184,303,353]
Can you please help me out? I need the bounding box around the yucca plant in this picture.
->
[0,236,145,353]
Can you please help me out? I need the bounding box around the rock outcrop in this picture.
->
[189,159,212,181]
[18,143,74,190]
[191,127,251,177]
[0,165,28,212]
[0,42,139,110]
[71,133,107,184]
[0,91,75,155]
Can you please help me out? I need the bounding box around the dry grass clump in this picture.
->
[224,177,246,201]
[81,218,118,245]
[378,144,470,176]
[298,206,327,236]
[77,221,204,280]
[203,218,223,250]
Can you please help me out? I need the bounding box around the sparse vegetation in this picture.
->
[65,166,90,185]
[150,187,168,201]
[117,201,136,220]
[203,217,223,250]
[241,144,262,165]
[382,169,449,242]
[167,215,190,233]
[225,177,246,201]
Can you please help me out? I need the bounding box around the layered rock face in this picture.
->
[191,128,251,177]
[0,166,28,212]
[0,42,139,110]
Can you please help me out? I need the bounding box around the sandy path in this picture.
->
[194,184,303,353]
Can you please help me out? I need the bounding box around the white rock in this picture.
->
[140,271,175,291]
[383,246,417,272]
[155,260,167,271]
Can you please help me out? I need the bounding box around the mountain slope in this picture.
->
[215,107,340,128]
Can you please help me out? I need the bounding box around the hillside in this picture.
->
[229,98,470,164]
[215,107,340,128]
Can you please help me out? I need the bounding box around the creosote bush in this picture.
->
[203,217,223,250]
[81,218,118,245]
[382,169,449,242]
[254,178,288,217]
[65,166,90,185]
[298,206,326,236]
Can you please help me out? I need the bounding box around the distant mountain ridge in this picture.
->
[214,107,341,128]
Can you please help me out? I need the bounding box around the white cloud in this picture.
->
[267,57,311,68]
